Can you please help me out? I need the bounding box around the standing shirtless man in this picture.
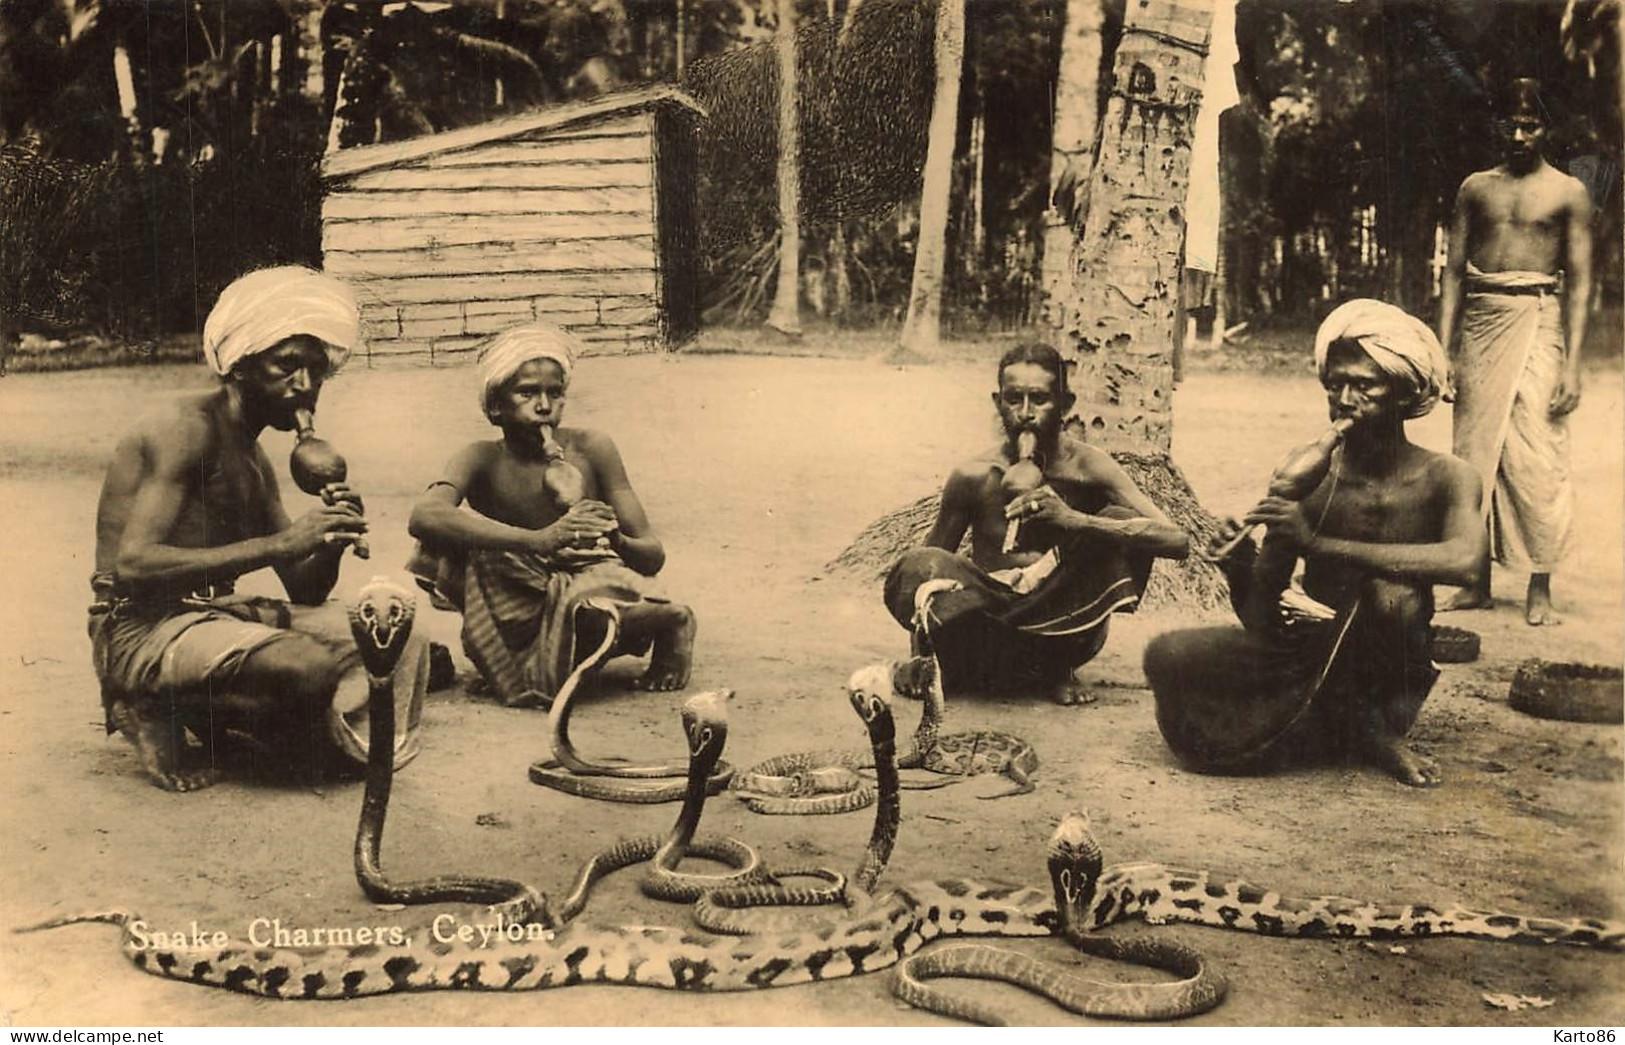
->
[1437,77,1593,625]
[91,266,389,791]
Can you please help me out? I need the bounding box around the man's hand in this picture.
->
[1004,485,1077,529]
[1242,496,1314,552]
[319,481,365,516]
[539,499,619,557]
[1551,366,1582,418]
[280,505,369,558]
[551,544,620,567]
[1203,516,1250,561]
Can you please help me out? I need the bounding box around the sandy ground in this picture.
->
[0,349,1621,1027]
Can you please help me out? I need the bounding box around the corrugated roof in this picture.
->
[322,84,705,181]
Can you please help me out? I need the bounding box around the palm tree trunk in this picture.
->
[765,0,802,337]
[1059,0,1224,607]
[896,0,966,357]
[1040,0,1103,311]
[1057,0,1210,457]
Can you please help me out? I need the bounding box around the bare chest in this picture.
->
[187,450,274,540]
[473,450,603,528]
[1302,470,1439,544]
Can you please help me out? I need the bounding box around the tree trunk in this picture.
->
[1061,0,1222,607]
[1041,0,1104,310]
[765,0,803,337]
[895,0,965,358]
[296,1,325,105]
[1054,0,1209,457]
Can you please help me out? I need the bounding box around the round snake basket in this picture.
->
[1508,659,1625,725]
[1430,625,1481,664]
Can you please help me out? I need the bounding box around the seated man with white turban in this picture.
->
[91,266,428,791]
[1144,300,1486,787]
[408,324,695,708]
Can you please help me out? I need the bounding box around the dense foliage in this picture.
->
[1,0,1619,345]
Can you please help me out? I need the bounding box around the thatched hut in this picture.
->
[320,85,704,364]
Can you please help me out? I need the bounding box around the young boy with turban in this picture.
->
[408,323,695,708]
[91,266,430,791]
[1144,300,1486,787]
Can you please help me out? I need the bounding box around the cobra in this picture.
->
[528,599,733,804]
[12,644,1075,1000]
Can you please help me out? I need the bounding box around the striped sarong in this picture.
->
[451,550,654,708]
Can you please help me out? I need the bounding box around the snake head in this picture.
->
[348,577,417,679]
[682,689,732,758]
[844,663,897,743]
[1047,810,1105,932]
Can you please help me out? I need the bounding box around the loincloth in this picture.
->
[87,573,428,764]
[1146,578,1438,772]
[883,520,1150,692]
[1451,264,1573,571]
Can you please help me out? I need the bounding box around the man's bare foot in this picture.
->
[1525,575,1563,626]
[1049,675,1098,707]
[1366,734,1440,788]
[1439,588,1494,612]
[110,700,220,792]
[632,605,695,692]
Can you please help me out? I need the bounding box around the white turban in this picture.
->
[202,266,360,376]
[1313,299,1449,419]
[477,323,580,413]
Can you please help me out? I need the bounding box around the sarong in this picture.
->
[1145,573,1438,773]
[883,519,1151,694]
[418,547,657,708]
[87,574,429,766]
[1451,264,1573,572]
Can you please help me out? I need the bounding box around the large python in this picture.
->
[17,647,1219,1019]
[19,590,1622,1012]
[528,597,733,804]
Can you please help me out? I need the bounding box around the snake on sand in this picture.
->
[17,646,1192,1012]
[528,597,733,803]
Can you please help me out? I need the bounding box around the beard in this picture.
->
[998,414,1063,458]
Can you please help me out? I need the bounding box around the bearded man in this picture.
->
[883,342,1189,705]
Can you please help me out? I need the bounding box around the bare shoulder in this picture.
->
[1418,446,1479,490]
[1458,168,1496,200]
[1553,167,1594,210]
[564,425,617,453]
[950,448,1004,485]
[127,392,219,466]
[1058,436,1123,481]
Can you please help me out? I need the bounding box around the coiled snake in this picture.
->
[730,654,1037,814]
[528,598,733,803]
[15,609,1209,1016]
[18,585,1623,1018]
